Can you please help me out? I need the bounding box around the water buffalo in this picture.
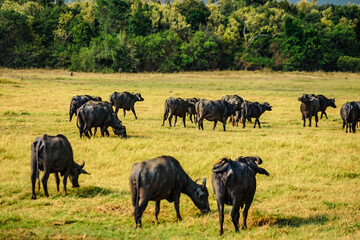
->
[314,94,336,119]
[109,91,144,119]
[298,94,320,127]
[31,134,89,199]
[221,95,244,126]
[162,97,189,127]
[212,156,269,236]
[77,101,127,138]
[185,98,200,124]
[129,155,210,228]
[340,101,360,133]
[241,101,272,128]
[196,99,236,131]
[69,95,102,122]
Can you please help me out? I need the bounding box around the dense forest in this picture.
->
[1,0,360,72]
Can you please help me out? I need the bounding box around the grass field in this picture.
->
[0,68,359,239]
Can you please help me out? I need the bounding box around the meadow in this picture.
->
[0,68,359,239]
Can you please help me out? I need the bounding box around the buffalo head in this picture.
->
[263,102,272,111]
[330,98,337,108]
[135,93,144,102]
[69,161,89,188]
[69,97,79,122]
[193,178,210,214]
[298,94,310,103]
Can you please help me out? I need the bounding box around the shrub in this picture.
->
[337,56,360,72]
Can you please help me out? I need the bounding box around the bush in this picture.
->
[337,56,360,72]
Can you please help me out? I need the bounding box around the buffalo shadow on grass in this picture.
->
[71,186,129,198]
[253,214,328,228]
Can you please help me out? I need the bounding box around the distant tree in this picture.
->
[174,0,210,31]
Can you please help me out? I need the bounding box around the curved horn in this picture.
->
[194,178,200,184]
[80,161,85,168]
[202,178,206,188]
[255,156,262,165]
[80,169,89,174]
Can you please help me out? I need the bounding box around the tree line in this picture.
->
[1,0,360,72]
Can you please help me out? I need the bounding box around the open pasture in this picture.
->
[0,69,359,239]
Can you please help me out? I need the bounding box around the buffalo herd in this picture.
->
[30,89,359,236]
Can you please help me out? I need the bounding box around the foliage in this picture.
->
[337,56,360,72]
[1,0,360,72]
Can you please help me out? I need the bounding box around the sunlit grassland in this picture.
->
[0,68,359,239]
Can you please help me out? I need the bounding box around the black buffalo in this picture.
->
[241,101,272,128]
[109,91,144,119]
[129,155,210,228]
[212,156,269,235]
[221,95,244,126]
[313,94,336,119]
[31,134,89,199]
[77,100,126,138]
[185,98,200,123]
[298,94,320,127]
[196,99,236,131]
[340,101,360,133]
[162,97,189,127]
[69,95,102,122]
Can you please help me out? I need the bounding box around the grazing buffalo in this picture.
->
[298,94,320,127]
[162,97,189,127]
[69,95,102,122]
[241,101,272,128]
[314,95,336,119]
[31,134,89,199]
[185,98,200,123]
[196,99,236,131]
[340,101,360,133]
[109,91,144,119]
[212,156,269,236]
[129,156,210,228]
[221,95,244,126]
[77,101,127,138]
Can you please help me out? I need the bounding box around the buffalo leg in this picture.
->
[182,116,186,128]
[189,114,193,123]
[213,121,217,130]
[55,173,60,192]
[222,121,226,131]
[242,117,246,128]
[135,198,149,228]
[131,107,138,119]
[315,114,319,127]
[41,168,50,198]
[242,203,252,230]
[174,116,177,127]
[154,200,161,223]
[31,163,38,200]
[217,199,225,236]
[253,119,257,128]
[114,107,119,118]
[169,114,173,127]
[308,116,312,127]
[174,196,182,221]
[123,109,126,117]
[231,205,240,232]
[257,118,261,128]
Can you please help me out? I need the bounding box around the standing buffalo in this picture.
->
[31,134,89,199]
[185,98,200,123]
[109,91,144,119]
[298,94,320,127]
[340,101,360,133]
[69,95,102,122]
[162,97,189,127]
[196,99,236,131]
[241,101,272,128]
[129,156,210,228]
[221,95,244,126]
[212,156,269,236]
[314,95,336,119]
[77,101,127,138]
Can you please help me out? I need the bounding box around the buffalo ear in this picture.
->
[80,161,85,168]
[202,178,206,188]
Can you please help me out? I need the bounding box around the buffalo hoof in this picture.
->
[31,195,36,200]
